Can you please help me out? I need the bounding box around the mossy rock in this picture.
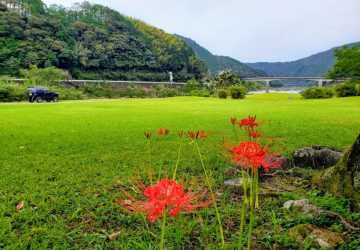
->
[312,134,360,210]
[289,224,344,249]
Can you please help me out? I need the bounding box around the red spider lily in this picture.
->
[198,131,207,139]
[228,141,283,172]
[238,116,259,129]
[144,132,152,139]
[157,128,170,136]
[247,130,263,138]
[118,178,211,222]
[231,117,237,125]
[188,131,207,139]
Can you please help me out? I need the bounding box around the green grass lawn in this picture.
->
[1,94,359,249]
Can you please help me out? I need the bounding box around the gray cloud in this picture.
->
[43,0,360,62]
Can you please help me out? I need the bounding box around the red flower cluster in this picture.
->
[119,178,211,222]
[247,130,263,138]
[157,128,170,136]
[188,131,207,139]
[238,116,259,129]
[228,142,283,172]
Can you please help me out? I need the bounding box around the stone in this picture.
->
[280,156,294,170]
[289,224,344,249]
[312,134,360,210]
[224,167,241,175]
[293,145,343,169]
[222,177,252,188]
[283,199,321,219]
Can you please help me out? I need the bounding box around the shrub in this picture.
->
[189,89,210,97]
[300,87,334,99]
[155,86,179,98]
[242,81,263,91]
[227,85,246,99]
[0,83,26,102]
[53,87,87,100]
[217,89,228,99]
[335,81,357,97]
[20,65,67,84]
[356,83,360,96]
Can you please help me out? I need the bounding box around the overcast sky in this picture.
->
[42,0,360,63]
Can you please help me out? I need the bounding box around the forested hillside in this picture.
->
[0,0,207,81]
[246,42,359,77]
[175,34,266,78]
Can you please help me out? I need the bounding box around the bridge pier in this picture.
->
[265,80,270,93]
[317,79,323,87]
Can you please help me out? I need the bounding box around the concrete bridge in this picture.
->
[243,77,346,93]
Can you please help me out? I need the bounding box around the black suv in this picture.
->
[26,87,59,103]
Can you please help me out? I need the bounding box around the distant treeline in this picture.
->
[0,0,207,81]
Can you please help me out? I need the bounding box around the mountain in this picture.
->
[0,0,207,81]
[246,42,359,77]
[175,34,267,78]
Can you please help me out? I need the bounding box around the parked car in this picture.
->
[26,86,59,103]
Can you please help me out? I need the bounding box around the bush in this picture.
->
[335,81,357,97]
[53,87,87,100]
[217,89,228,99]
[0,83,26,102]
[189,89,210,97]
[20,65,67,84]
[242,81,263,91]
[300,87,334,99]
[155,85,180,98]
[227,85,246,99]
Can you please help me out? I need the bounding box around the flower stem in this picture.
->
[232,125,239,144]
[147,140,153,185]
[160,210,167,250]
[195,142,225,247]
[238,191,247,250]
[238,166,250,249]
[172,136,183,180]
[247,169,255,250]
[255,167,259,208]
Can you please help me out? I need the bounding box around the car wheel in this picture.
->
[53,96,58,102]
[36,96,43,103]
[29,98,34,103]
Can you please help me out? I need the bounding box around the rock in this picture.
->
[293,145,343,169]
[289,224,344,249]
[281,156,294,170]
[312,134,360,210]
[224,167,241,175]
[222,177,252,188]
[283,199,321,219]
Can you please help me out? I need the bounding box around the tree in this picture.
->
[327,45,360,80]
[20,65,67,83]
[211,70,242,89]
[0,0,208,81]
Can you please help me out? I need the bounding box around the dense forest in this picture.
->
[175,34,267,78]
[0,0,208,81]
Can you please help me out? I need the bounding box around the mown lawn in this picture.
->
[0,94,359,249]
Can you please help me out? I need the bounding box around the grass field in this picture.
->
[1,94,359,249]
